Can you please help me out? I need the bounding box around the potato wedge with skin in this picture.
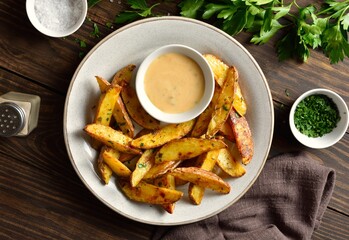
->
[144,160,182,179]
[118,129,154,162]
[95,76,110,93]
[206,67,238,138]
[155,138,226,163]
[113,96,135,138]
[119,180,183,205]
[218,121,235,142]
[97,146,113,184]
[84,124,142,154]
[188,150,220,205]
[119,152,137,162]
[217,148,246,177]
[228,109,254,165]
[111,64,136,87]
[131,149,156,187]
[110,64,160,129]
[154,174,176,214]
[203,54,229,87]
[121,86,161,130]
[91,85,122,150]
[131,119,195,149]
[94,75,135,137]
[171,167,230,194]
[102,147,132,177]
[233,80,247,116]
[191,85,221,137]
[94,85,122,126]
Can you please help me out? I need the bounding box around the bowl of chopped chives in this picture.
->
[289,88,349,149]
[26,0,87,38]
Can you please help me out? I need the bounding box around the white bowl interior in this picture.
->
[26,0,87,37]
[136,44,214,123]
[289,88,349,149]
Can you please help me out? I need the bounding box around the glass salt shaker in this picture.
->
[0,91,40,137]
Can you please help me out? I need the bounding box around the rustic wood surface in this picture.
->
[0,0,348,239]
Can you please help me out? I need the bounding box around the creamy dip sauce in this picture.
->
[144,53,205,113]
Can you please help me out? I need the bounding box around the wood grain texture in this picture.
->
[0,0,349,239]
[312,208,349,240]
[0,69,154,240]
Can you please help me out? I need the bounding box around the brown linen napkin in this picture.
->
[152,152,336,240]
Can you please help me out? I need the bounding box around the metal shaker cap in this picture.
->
[0,102,25,137]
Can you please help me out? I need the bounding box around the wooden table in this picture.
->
[1,1,348,239]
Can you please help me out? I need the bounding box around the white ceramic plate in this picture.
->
[64,17,274,226]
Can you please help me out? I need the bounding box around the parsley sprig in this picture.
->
[114,0,160,24]
[179,0,349,64]
[108,0,349,63]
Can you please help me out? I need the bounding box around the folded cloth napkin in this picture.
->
[152,152,336,240]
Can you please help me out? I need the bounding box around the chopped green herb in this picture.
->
[140,142,144,147]
[91,23,100,38]
[294,94,340,137]
[138,163,147,168]
[88,0,102,8]
[222,105,229,111]
[106,22,114,29]
[285,89,290,97]
[75,38,87,48]
[114,0,160,24]
[79,51,86,58]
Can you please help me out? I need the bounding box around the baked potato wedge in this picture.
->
[97,146,113,184]
[206,67,238,138]
[95,76,110,93]
[111,64,136,87]
[113,96,135,138]
[171,167,230,194]
[203,54,229,87]
[228,109,254,165]
[233,80,247,116]
[144,160,181,179]
[217,148,246,177]
[121,86,161,130]
[119,180,183,205]
[84,124,142,154]
[188,150,220,205]
[130,149,156,187]
[131,119,195,149]
[155,138,226,163]
[154,174,177,214]
[191,85,221,137]
[94,85,122,126]
[218,121,235,142]
[102,147,131,177]
[94,75,135,137]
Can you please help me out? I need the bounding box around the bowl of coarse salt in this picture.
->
[26,0,87,38]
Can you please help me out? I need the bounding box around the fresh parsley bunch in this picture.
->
[179,0,349,63]
[114,0,349,64]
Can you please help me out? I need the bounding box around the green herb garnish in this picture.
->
[138,163,147,168]
[294,94,340,137]
[91,23,100,38]
[88,0,102,8]
[178,0,349,64]
[114,0,160,24]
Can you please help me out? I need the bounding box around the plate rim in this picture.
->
[63,16,274,226]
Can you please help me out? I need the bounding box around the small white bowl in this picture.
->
[289,88,349,149]
[136,44,214,124]
[26,0,87,38]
